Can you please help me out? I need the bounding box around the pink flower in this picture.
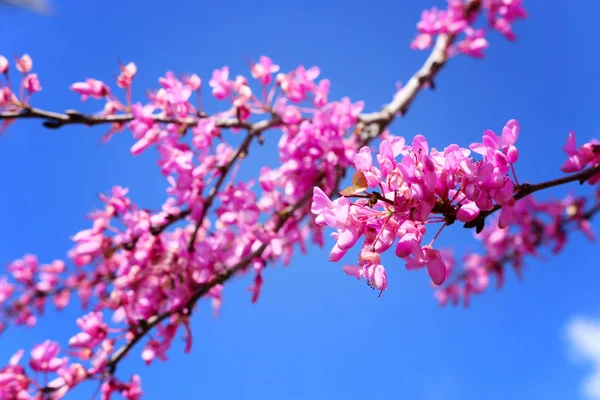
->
[404,243,447,285]
[129,103,161,155]
[70,78,110,101]
[68,218,107,267]
[233,79,252,108]
[314,79,330,108]
[561,131,600,177]
[23,73,42,93]
[8,255,38,284]
[0,87,14,106]
[454,28,488,58]
[248,272,263,303]
[209,67,232,100]
[15,54,32,73]
[0,55,8,73]
[183,73,202,91]
[343,263,388,291]
[121,375,143,400]
[342,249,388,292]
[192,118,219,150]
[353,146,382,188]
[69,311,108,349]
[29,340,65,372]
[251,56,280,86]
[411,33,433,50]
[46,363,87,398]
[117,62,137,89]
[0,277,14,304]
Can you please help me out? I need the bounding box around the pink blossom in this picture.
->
[129,103,161,155]
[69,311,108,349]
[117,62,137,89]
[8,255,38,284]
[251,55,280,85]
[70,78,110,101]
[0,55,8,73]
[233,79,253,108]
[404,244,447,285]
[0,87,14,106]
[183,73,202,91]
[0,277,14,304]
[23,73,42,93]
[29,340,65,372]
[209,67,232,100]
[454,28,489,58]
[561,131,600,180]
[121,375,143,400]
[411,33,433,50]
[353,146,382,188]
[15,54,32,73]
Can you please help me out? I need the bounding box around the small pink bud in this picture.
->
[16,54,33,73]
[24,73,42,93]
[0,55,8,73]
[122,62,137,77]
[0,87,14,106]
[186,74,202,90]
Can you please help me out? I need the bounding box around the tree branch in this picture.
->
[443,199,600,290]
[187,114,283,252]
[100,11,484,375]
[19,0,485,389]
[0,105,252,131]
[105,173,320,373]
[356,0,481,142]
[464,163,600,230]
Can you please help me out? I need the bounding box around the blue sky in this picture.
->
[1,0,599,399]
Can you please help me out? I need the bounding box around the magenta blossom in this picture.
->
[29,340,65,373]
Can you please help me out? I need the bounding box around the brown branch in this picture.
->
[444,199,600,289]
[464,163,600,231]
[0,105,252,131]
[356,0,481,142]
[187,114,283,252]
[106,173,320,373]
[0,3,481,139]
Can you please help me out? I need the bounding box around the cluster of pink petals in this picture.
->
[435,192,597,307]
[411,0,526,58]
[484,0,528,41]
[0,255,71,331]
[312,119,523,290]
[0,52,369,397]
[561,131,600,183]
[5,1,598,397]
[0,309,144,398]
[0,54,42,115]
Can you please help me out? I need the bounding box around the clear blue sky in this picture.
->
[1,0,599,399]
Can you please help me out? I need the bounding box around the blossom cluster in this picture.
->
[411,0,527,57]
[0,338,141,399]
[435,191,599,307]
[313,126,600,299]
[312,119,521,292]
[1,51,364,397]
[0,1,573,398]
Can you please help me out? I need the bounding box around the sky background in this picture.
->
[1,0,600,399]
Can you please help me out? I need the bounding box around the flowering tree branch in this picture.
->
[436,196,600,307]
[3,1,580,399]
[463,162,600,232]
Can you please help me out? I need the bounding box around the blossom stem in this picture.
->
[464,163,600,229]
